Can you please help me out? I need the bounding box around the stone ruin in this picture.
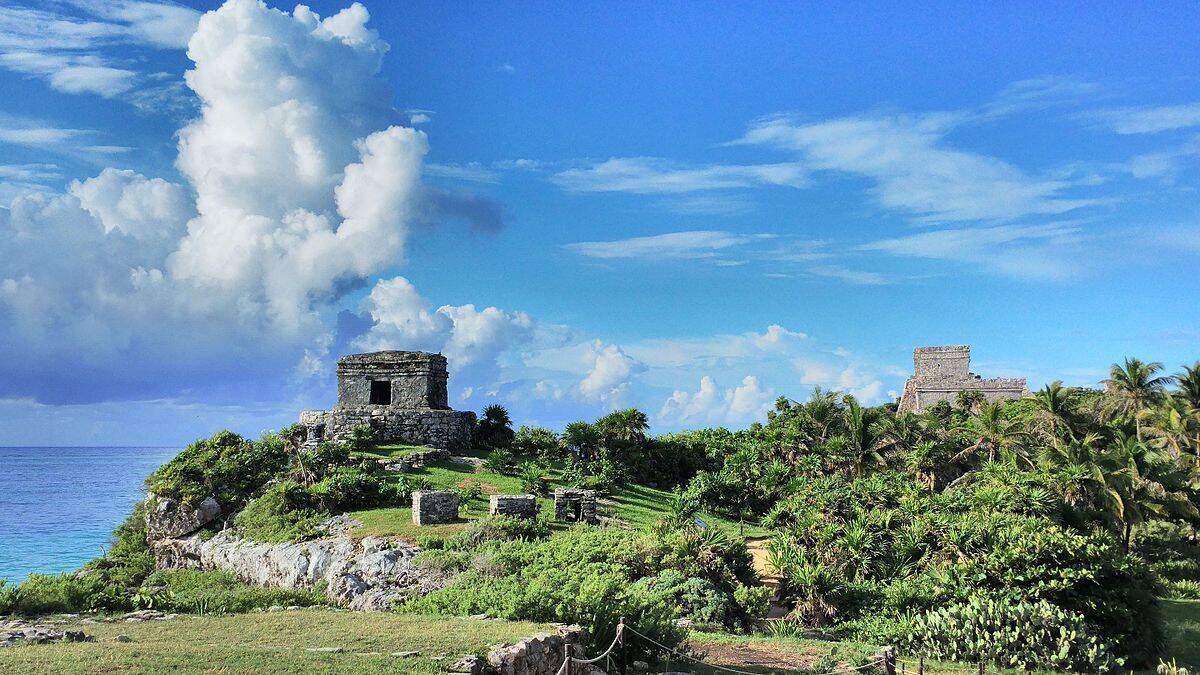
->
[553,489,598,524]
[897,345,1028,413]
[489,494,538,519]
[298,351,476,450]
[412,490,460,525]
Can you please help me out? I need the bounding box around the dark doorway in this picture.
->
[369,380,392,405]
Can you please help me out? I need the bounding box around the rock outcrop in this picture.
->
[150,531,447,611]
[144,494,221,540]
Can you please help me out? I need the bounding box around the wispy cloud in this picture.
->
[0,1,198,104]
[806,265,890,285]
[425,162,502,184]
[566,230,776,261]
[1091,102,1200,134]
[860,222,1084,280]
[733,112,1097,223]
[552,157,808,194]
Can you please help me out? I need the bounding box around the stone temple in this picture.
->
[298,351,476,450]
[897,345,1028,413]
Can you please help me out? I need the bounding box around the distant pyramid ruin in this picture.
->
[897,345,1027,413]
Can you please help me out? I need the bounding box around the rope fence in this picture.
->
[555,618,893,675]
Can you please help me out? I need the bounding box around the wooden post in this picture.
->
[618,617,628,675]
[882,647,896,675]
[918,656,924,675]
[563,645,571,675]
[977,659,984,675]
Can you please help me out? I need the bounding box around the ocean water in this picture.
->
[0,447,179,583]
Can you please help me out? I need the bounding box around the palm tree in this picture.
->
[958,401,1031,467]
[843,396,886,476]
[1143,394,1200,468]
[1107,433,1199,550]
[955,390,986,415]
[872,411,927,458]
[1030,381,1078,441]
[561,421,601,462]
[1176,362,1200,410]
[596,408,649,445]
[1104,358,1173,441]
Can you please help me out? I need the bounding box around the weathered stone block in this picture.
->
[489,494,538,519]
[552,489,598,524]
[412,490,459,525]
[897,345,1028,413]
[144,494,221,540]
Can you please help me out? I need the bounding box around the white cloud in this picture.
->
[567,230,775,261]
[0,1,427,403]
[409,112,431,125]
[806,265,889,285]
[425,162,501,183]
[0,1,200,101]
[552,157,808,194]
[577,341,644,405]
[1093,102,1200,134]
[659,375,774,427]
[734,112,1096,223]
[860,222,1084,281]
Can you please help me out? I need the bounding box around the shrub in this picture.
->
[234,481,325,543]
[632,570,732,625]
[143,569,325,614]
[482,448,518,475]
[11,573,106,615]
[1164,579,1200,600]
[452,516,551,548]
[511,426,564,460]
[145,430,289,508]
[908,597,1120,672]
[310,466,400,512]
[519,461,550,497]
[0,581,20,614]
[345,425,378,454]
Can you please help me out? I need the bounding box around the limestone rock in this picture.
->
[145,494,221,540]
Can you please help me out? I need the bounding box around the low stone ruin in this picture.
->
[451,624,589,675]
[376,448,450,473]
[299,351,476,450]
[489,494,538,519]
[412,490,460,525]
[553,489,598,524]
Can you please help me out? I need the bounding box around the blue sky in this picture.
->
[0,0,1197,445]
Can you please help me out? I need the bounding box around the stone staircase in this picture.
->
[745,537,791,620]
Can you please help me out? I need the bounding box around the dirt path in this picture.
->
[745,536,790,620]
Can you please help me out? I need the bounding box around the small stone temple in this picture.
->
[897,345,1028,413]
[298,351,476,450]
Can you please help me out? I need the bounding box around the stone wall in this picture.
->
[336,351,449,410]
[299,407,475,450]
[475,625,589,675]
[489,495,538,519]
[413,490,460,525]
[376,448,451,472]
[553,489,598,524]
[898,345,1028,413]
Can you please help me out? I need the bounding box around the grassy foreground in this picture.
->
[0,610,551,674]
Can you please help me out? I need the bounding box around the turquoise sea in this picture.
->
[0,447,179,583]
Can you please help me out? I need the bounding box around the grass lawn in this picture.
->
[350,454,770,539]
[352,443,435,459]
[0,610,551,674]
[1162,599,1200,668]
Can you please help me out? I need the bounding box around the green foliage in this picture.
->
[143,569,326,614]
[511,426,564,460]
[402,527,685,661]
[8,573,108,615]
[233,481,326,543]
[519,461,550,496]
[907,597,1120,672]
[482,447,518,475]
[346,424,378,453]
[145,430,289,508]
[0,580,21,614]
[476,404,515,450]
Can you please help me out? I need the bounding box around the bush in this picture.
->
[511,426,564,460]
[452,516,551,548]
[143,569,325,614]
[345,425,378,454]
[0,581,20,614]
[402,527,684,661]
[908,597,1120,672]
[10,573,106,615]
[519,461,550,497]
[145,430,289,508]
[1164,579,1200,600]
[482,448,518,475]
[234,481,326,543]
[310,466,404,512]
